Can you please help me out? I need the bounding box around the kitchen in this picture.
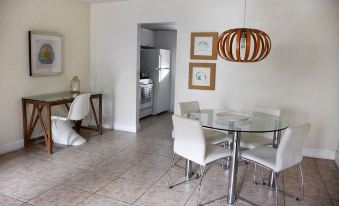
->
[138,23,177,123]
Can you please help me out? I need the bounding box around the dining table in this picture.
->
[185,109,289,205]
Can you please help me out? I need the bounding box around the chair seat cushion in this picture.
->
[241,145,277,171]
[240,133,272,149]
[204,144,232,165]
[204,129,232,145]
[172,128,231,145]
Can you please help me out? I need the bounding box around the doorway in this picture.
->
[136,22,177,130]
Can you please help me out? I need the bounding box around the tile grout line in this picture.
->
[314,159,336,206]
[0,191,26,205]
[23,181,60,205]
[128,170,166,206]
[0,153,130,205]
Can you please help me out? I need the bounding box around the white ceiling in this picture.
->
[81,0,131,4]
[141,23,177,31]
[80,0,177,31]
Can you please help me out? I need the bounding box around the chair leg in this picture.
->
[282,171,286,206]
[223,141,231,169]
[167,153,176,188]
[274,172,278,206]
[196,166,206,206]
[253,163,257,184]
[260,167,265,185]
[297,163,304,201]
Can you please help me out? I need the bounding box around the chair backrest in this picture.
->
[254,105,281,139]
[254,105,281,117]
[178,101,200,116]
[275,123,311,172]
[67,94,90,121]
[172,115,206,165]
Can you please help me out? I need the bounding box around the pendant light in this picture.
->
[218,0,271,62]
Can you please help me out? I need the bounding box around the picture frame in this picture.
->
[188,63,216,90]
[29,31,62,76]
[190,32,218,60]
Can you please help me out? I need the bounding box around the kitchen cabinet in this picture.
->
[140,28,155,47]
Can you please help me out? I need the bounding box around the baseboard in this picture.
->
[113,122,137,133]
[303,147,336,160]
[102,124,113,129]
[0,140,24,155]
[335,151,339,167]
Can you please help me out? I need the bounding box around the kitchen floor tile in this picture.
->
[28,185,91,206]
[97,178,151,203]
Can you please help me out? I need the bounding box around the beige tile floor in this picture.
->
[0,113,338,206]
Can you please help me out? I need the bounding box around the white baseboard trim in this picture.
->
[303,147,335,160]
[335,151,339,167]
[113,122,137,133]
[0,140,24,155]
[102,124,113,129]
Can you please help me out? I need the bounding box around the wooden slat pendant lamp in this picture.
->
[218,0,271,62]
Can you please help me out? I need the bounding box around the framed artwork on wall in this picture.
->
[188,62,216,90]
[190,32,218,60]
[29,31,62,76]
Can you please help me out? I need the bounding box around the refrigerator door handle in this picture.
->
[158,54,161,68]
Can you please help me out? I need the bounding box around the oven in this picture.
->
[139,79,153,119]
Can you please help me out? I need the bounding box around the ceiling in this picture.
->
[79,0,177,31]
[141,23,177,31]
[81,0,131,3]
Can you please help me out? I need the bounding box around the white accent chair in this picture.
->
[168,115,232,206]
[51,94,90,146]
[241,123,311,206]
[177,101,230,145]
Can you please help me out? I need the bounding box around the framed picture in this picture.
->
[189,63,216,90]
[190,32,218,60]
[29,31,62,76]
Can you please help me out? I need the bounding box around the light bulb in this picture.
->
[240,32,246,49]
[240,38,246,49]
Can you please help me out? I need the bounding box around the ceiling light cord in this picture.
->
[243,0,247,28]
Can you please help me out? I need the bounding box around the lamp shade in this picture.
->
[218,28,271,62]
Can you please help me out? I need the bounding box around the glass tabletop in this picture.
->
[23,91,98,102]
[185,109,288,133]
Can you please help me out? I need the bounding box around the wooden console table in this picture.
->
[22,91,102,154]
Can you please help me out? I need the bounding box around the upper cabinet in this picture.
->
[140,28,155,47]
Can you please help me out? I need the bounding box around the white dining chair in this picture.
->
[241,123,311,206]
[239,106,281,149]
[223,106,281,173]
[51,93,90,146]
[177,101,230,145]
[168,115,232,206]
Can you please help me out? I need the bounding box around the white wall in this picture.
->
[154,30,177,112]
[91,0,339,158]
[0,0,90,153]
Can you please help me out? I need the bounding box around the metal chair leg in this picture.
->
[222,141,231,169]
[274,172,278,206]
[253,163,257,184]
[167,153,176,188]
[260,167,265,185]
[297,163,304,201]
[282,171,286,206]
[196,166,206,206]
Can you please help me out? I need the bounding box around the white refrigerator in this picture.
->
[140,49,171,115]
